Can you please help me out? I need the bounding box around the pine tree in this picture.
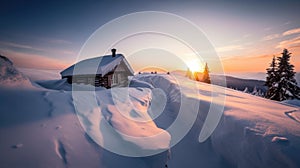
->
[202,63,211,84]
[252,86,258,95]
[265,56,279,99]
[186,68,193,79]
[243,87,249,93]
[277,49,300,100]
[265,56,277,88]
[265,49,300,101]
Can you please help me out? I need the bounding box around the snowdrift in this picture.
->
[1,70,300,168]
[135,74,300,168]
[18,68,61,81]
[211,90,300,168]
[73,86,171,157]
[36,78,72,91]
[0,56,33,88]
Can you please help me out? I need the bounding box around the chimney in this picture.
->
[111,48,116,57]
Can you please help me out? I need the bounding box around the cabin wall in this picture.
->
[107,74,113,87]
[111,60,133,87]
[63,75,111,88]
[61,58,134,88]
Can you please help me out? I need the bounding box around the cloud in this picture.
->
[262,34,281,41]
[0,41,44,51]
[48,39,73,45]
[0,49,68,70]
[282,28,300,36]
[0,40,76,56]
[277,35,300,49]
[261,27,300,42]
[290,44,300,49]
[216,45,244,53]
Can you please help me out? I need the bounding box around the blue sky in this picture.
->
[0,0,300,72]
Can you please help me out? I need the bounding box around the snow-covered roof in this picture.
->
[60,54,134,77]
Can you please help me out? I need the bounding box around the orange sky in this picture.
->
[221,48,300,73]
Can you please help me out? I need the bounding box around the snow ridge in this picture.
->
[54,139,68,165]
[0,55,32,88]
[285,110,300,123]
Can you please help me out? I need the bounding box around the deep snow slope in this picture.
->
[0,69,300,168]
[0,87,170,168]
[210,87,300,168]
[0,58,170,168]
[135,74,300,168]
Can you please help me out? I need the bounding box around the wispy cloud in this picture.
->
[48,39,73,45]
[282,28,300,36]
[276,35,300,49]
[0,49,68,69]
[216,45,244,53]
[261,27,300,41]
[262,34,281,41]
[0,41,44,51]
[0,40,76,56]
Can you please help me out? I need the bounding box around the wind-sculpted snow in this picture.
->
[1,72,300,168]
[0,56,32,88]
[134,74,300,168]
[210,90,300,168]
[73,87,171,157]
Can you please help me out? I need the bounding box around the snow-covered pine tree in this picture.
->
[265,56,277,88]
[252,86,258,96]
[243,87,249,93]
[202,63,211,84]
[265,49,300,101]
[265,56,279,99]
[277,49,300,100]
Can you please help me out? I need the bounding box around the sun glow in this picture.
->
[186,61,202,73]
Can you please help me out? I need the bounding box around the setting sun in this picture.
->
[186,61,202,73]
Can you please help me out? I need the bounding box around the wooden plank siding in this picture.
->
[62,59,133,89]
[63,73,113,88]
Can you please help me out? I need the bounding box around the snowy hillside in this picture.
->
[171,71,267,95]
[211,74,267,94]
[0,55,32,88]
[1,63,300,167]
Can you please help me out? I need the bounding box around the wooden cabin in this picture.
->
[60,49,134,88]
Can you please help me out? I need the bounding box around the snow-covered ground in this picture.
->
[0,56,33,88]
[282,99,300,107]
[1,57,300,168]
[18,68,61,81]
